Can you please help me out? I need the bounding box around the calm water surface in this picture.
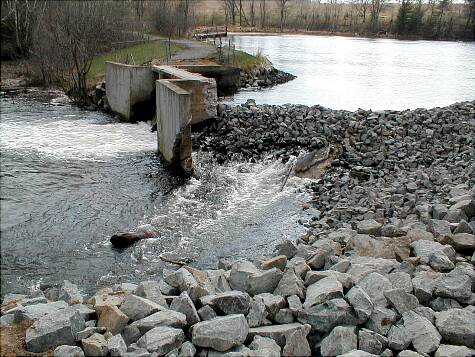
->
[228,35,475,110]
[0,92,312,295]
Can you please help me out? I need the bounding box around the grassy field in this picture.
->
[212,47,268,73]
[88,40,181,81]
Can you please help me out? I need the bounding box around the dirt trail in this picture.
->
[146,34,215,62]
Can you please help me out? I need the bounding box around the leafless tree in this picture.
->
[279,0,291,32]
[260,0,267,28]
[370,0,386,31]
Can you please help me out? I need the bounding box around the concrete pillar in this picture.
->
[156,80,193,174]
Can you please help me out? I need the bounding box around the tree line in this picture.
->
[205,0,474,40]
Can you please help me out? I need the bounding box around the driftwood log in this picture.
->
[110,231,156,248]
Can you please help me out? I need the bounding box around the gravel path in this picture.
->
[146,34,215,62]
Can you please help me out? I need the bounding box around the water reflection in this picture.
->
[227,34,475,110]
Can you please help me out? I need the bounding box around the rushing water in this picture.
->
[227,34,475,110]
[0,91,313,295]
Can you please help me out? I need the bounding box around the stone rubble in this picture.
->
[1,100,474,356]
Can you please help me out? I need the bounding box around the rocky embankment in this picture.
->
[240,68,296,89]
[1,101,474,357]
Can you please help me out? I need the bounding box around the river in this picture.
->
[227,34,475,110]
[0,90,312,295]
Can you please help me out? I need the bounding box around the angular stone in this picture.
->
[450,199,474,218]
[282,325,311,356]
[275,240,297,259]
[358,272,392,307]
[298,298,353,332]
[26,309,85,352]
[448,233,475,252]
[180,341,196,357]
[435,269,472,302]
[387,324,411,350]
[274,309,294,324]
[429,251,455,271]
[454,220,473,234]
[303,276,343,308]
[229,261,259,292]
[247,298,270,328]
[320,326,358,356]
[200,291,250,315]
[358,328,388,355]
[58,280,83,305]
[113,282,137,293]
[287,295,302,314]
[164,268,198,292]
[412,270,441,303]
[286,257,311,279]
[339,351,377,357]
[414,306,436,323]
[365,306,396,336]
[261,255,287,271]
[403,310,441,354]
[357,219,382,235]
[249,336,281,357]
[197,305,216,321]
[305,270,352,289]
[388,272,413,294]
[130,309,187,335]
[191,314,248,351]
[97,305,129,335]
[205,269,231,293]
[136,281,168,308]
[13,301,69,322]
[398,351,425,357]
[428,219,452,240]
[384,289,419,314]
[120,294,164,321]
[123,325,141,345]
[306,243,334,270]
[89,292,125,315]
[248,268,283,295]
[255,293,286,318]
[411,240,455,264]
[273,268,304,299]
[108,333,127,356]
[346,286,373,321]
[347,234,396,259]
[248,323,307,347]
[329,258,350,273]
[435,308,475,348]
[75,326,105,341]
[170,291,200,325]
[53,345,85,357]
[435,344,474,357]
[430,297,462,311]
[82,333,108,357]
[137,326,185,355]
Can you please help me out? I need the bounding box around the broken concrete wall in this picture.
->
[105,62,156,122]
[156,80,192,173]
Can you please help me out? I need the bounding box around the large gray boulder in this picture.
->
[273,268,305,298]
[130,310,187,335]
[282,325,311,356]
[26,308,85,352]
[12,301,69,322]
[387,324,411,350]
[248,268,283,296]
[170,291,200,325]
[297,298,353,332]
[200,291,251,315]
[387,271,413,294]
[357,219,382,235]
[403,310,441,354]
[435,308,475,348]
[384,289,419,314]
[191,314,248,351]
[358,272,392,307]
[410,240,455,264]
[320,326,358,356]
[346,286,374,321]
[412,270,441,303]
[119,294,165,321]
[137,326,185,355]
[229,261,260,292]
[434,269,472,302]
[136,281,168,308]
[365,306,396,336]
[246,298,271,327]
[58,280,84,304]
[303,276,343,308]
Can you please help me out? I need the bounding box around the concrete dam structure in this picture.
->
[105,62,239,173]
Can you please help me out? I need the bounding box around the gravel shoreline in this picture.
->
[1,100,474,356]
